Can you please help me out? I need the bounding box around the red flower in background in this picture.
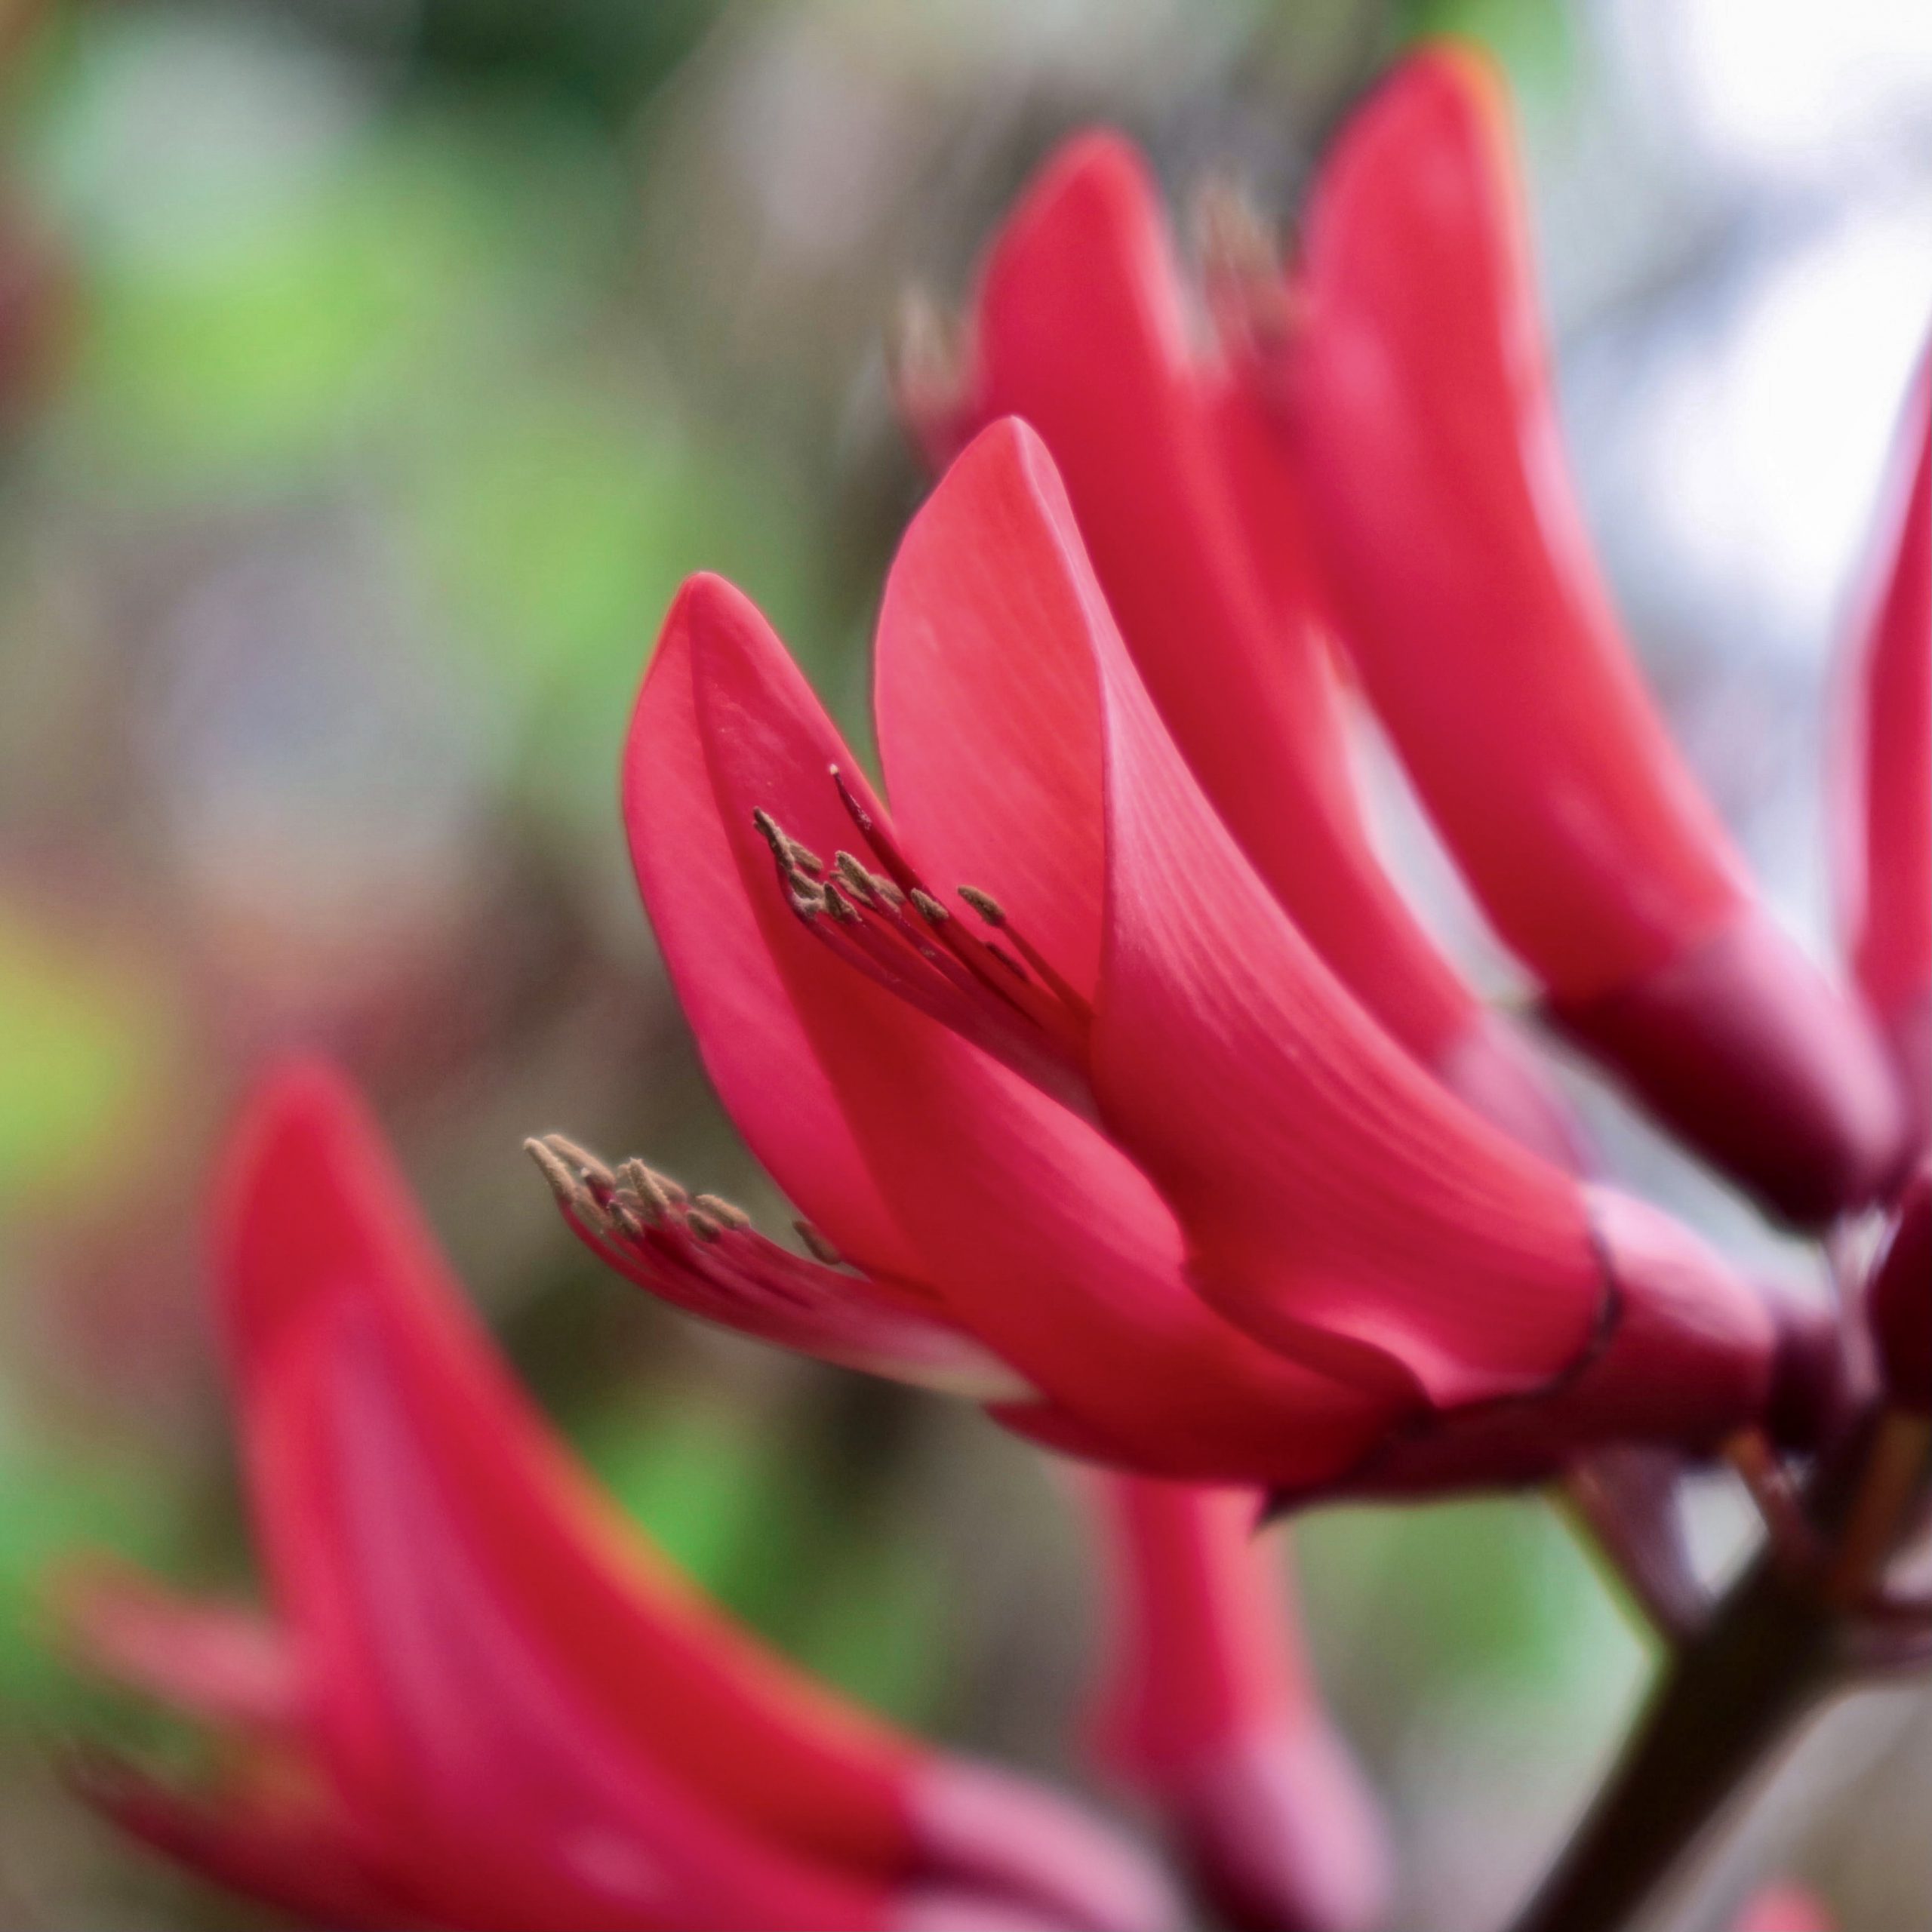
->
[60,1063,1174,1932]
[899,126,1584,1170]
[1083,1477,1388,1932]
[1836,350,1930,1149]
[1254,46,1908,1227]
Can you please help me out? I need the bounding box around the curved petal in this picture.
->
[525,1133,1029,1403]
[1288,46,1903,1222]
[1292,47,1744,995]
[1837,349,1930,1140]
[643,568,1397,1488]
[305,1315,896,1932]
[1083,1475,1389,1932]
[945,131,1489,1089]
[217,1069,914,1877]
[74,1757,414,1931]
[624,591,934,1288]
[54,1563,297,1731]
[888,421,1773,1445]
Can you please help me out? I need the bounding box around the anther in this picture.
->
[958,885,1005,925]
[617,1158,675,1220]
[911,889,949,924]
[752,808,823,876]
[685,1209,722,1243]
[525,1138,597,1215]
[795,1221,843,1265]
[541,1134,614,1191]
[833,852,888,907]
[693,1192,751,1230]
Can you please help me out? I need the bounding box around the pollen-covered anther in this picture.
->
[616,1158,678,1219]
[753,776,1096,1101]
[527,1131,852,1318]
[524,1138,606,1226]
[795,1220,842,1264]
[752,808,824,878]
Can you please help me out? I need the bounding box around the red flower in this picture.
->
[63,1062,1174,1932]
[1266,45,1906,1226]
[540,415,1785,1500]
[1082,1476,1388,1932]
[1837,349,1930,1149]
[900,128,1583,1169]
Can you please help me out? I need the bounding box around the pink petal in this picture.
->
[1287,47,1904,1221]
[225,1066,1171,1932]
[54,1562,297,1731]
[1083,1475,1389,1932]
[877,421,1771,1450]
[624,586,934,1289]
[1837,349,1930,1141]
[1291,47,1746,998]
[217,1069,915,1873]
[946,130,1481,1082]
[652,568,1397,1487]
[531,1137,1028,1402]
[75,1756,417,1931]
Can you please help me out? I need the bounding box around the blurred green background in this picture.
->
[0,1,1927,1926]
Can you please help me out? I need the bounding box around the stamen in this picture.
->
[539,1135,613,1191]
[693,1193,752,1230]
[527,1130,1031,1401]
[752,808,824,877]
[617,1158,675,1220]
[958,884,1089,1012]
[796,1220,842,1264]
[751,772,1096,1109]
[1194,176,1302,355]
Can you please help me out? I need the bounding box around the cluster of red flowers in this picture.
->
[61,41,1923,1932]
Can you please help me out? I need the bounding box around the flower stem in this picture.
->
[1508,1553,1840,1932]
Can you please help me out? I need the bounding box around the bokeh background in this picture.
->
[0,0,1927,1925]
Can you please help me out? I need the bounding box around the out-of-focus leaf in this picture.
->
[29,13,630,492]
[0,1432,181,1719]
[572,1392,774,1601]
[0,911,175,1214]
[1298,1497,1630,1699]
[405,383,823,824]
[1395,0,1574,89]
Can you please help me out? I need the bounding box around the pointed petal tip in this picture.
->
[1013,127,1161,229]
[1549,908,1910,1227]
[909,1758,1179,1932]
[50,1561,295,1731]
